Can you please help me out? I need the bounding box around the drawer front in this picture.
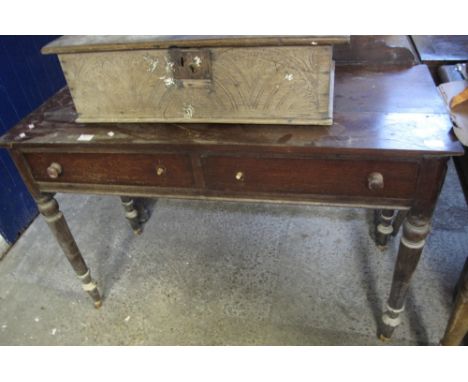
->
[202,156,419,199]
[25,152,194,188]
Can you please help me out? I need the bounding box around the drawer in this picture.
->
[25,152,194,188]
[201,156,419,199]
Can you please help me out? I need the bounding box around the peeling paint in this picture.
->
[165,57,175,73]
[159,57,176,87]
[183,104,194,119]
[192,56,202,68]
[160,76,175,88]
[77,134,94,142]
[143,55,159,73]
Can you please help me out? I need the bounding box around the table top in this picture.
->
[411,35,468,63]
[0,64,462,158]
[333,35,418,66]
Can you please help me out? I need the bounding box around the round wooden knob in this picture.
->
[47,162,62,179]
[235,171,245,181]
[368,172,384,190]
[156,165,166,176]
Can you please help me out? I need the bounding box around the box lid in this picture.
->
[42,35,350,55]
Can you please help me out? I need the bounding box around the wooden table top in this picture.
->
[333,35,418,66]
[1,64,462,158]
[412,35,468,63]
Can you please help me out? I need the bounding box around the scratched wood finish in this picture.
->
[1,65,460,158]
[22,150,419,201]
[202,155,419,199]
[24,152,195,187]
[42,35,350,54]
[35,192,102,307]
[56,45,335,125]
[379,158,449,340]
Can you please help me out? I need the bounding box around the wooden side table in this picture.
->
[0,64,462,341]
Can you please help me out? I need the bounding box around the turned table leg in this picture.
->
[440,258,468,345]
[120,196,143,235]
[392,210,408,237]
[379,211,431,340]
[36,193,102,308]
[375,209,395,248]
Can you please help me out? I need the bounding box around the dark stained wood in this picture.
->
[120,196,143,235]
[202,155,419,199]
[7,150,42,199]
[412,36,468,63]
[411,158,449,219]
[24,152,195,188]
[334,36,419,66]
[35,181,415,210]
[375,209,395,247]
[42,35,350,54]
[379,210,431,340]
[379,159,449,340]
[35,193,102,308]
[334,65,446,114]
[391,210,408,237]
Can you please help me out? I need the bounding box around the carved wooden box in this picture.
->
[42,36,349,125]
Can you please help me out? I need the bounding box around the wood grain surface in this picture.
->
[59,46,334,125]
[201,155,419,199]
[25,152,195,187]
[42,35,350,54]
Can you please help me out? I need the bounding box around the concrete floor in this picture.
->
[0,160,467,345]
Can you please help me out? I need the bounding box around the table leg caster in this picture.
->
[120,196,144,235]
[375,209,395,249]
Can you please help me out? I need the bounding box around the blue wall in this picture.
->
[0,36,65,244]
